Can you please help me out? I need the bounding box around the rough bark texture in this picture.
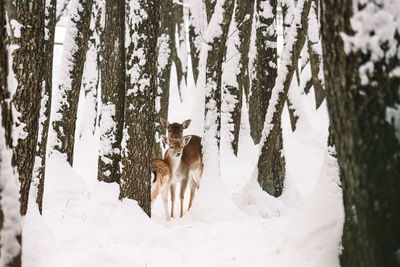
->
[228,0,255,155]
[153,0,173,158]
[120,0,159,217]
[307,39,325,108]
[257,0,311,197]
[321,1,400,266]
[52,0,93,166]
[10,0,45,216]
[249,0,278,145]
[205,0,234,150]
[98,0,125,183]
[34,0,56,214]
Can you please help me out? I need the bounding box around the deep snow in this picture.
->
[22,8,343,267]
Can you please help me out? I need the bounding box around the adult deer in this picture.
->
[159,119,203,218]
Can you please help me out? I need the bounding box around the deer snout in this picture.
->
[176,152,182,157]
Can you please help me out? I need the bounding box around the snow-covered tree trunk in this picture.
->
[51,0,93,165]
[120,0,159,216]
[307,0,324,109]
[204,0,234,150]
[79,0,103,139]
[257,0,311,196]
[205,0,217,23]
[0,3,21,265]
[8,0,46,216]
[222,0,255,156]
[172,1,187,97]
[249,0,278,145]
[321,1,400,266]
[31,0,56,215]
[153,0,173,158]
[188,1,207,84]
[97,0,125,183]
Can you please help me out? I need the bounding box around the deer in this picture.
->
[151,158,172,220]
[159,118,203,218]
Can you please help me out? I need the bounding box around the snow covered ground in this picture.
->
[22,23,343,267]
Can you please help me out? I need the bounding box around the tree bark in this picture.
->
[172,1,187,97]
[229,0,255,155]
[1,3,21,265]
[321,1,400,266]
[204,0,234,150]
[52,0,93,165]
[249,0,278,145]
[257,0,311,197]
[10,0,46,216]
[32,0,56,214]
[153,0,173,158]
[307,0,325,109]
[98,0,125,183]
[120,0,159,216]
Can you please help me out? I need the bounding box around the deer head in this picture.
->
[162,135,192,158]
[161,118,191,140]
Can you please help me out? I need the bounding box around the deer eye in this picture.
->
[181,146,184,148]
[170,146,174,149]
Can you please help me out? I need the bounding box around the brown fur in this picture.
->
[161,122,203,217]
[151,158,171,203]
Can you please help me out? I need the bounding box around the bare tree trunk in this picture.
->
[97,0,125,183]
[249,0,278,145]
[51,0,93,165]
[205,0,217,23]
[153,0,173,158]
[257,0,311,197]
[120,0,159,216]
[204,0,234,150]
[32,0,56,214]
[321,1,400,266]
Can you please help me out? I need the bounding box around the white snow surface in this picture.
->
[22,4,343,266]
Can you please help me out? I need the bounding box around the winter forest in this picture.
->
[0,0,399,266]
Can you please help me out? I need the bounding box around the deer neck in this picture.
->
[164,151,181,175]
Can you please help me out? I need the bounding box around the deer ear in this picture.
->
[160,118,169,129]
[183,135,192,146]
[182,119,191,129]
[161,135,169,145]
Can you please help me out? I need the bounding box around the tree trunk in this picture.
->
[223,0,255,156]
[205,0,217,23]
[204,0,234,150]
[321,1,400,266]
[307,0,325,109]
[172,1,187,97]
[257,0,311,197]
[98,0,125,183]
[31,0,56,215]
[120,0,159,216]
[249,0,278,145]
[9,0,46,216]
[188,2,207,84]
[153,0,173,158]
[1,3,22,266]
[51,0,93,165]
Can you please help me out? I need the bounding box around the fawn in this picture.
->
[154,118,203,219]
[151,158,172,220]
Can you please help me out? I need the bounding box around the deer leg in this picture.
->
[170,184,176,218]
[188,176,197,210]
[179,178,189,217]
[161,187,170,221]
